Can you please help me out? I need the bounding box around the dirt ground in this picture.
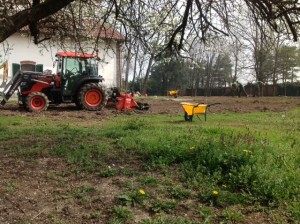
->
[0,96,299,223]
[1,96,299,119]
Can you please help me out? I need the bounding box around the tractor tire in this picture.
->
[25,92,49,112]
[77,83,107,111]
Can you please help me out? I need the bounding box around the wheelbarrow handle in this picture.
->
[207,103,221,107]
[195,103,221,107]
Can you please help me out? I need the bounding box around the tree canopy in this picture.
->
[0,0,300,51]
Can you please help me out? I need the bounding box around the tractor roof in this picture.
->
[56,52,96,58]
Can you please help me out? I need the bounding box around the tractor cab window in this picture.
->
[81,58,98,76]
[63,57,98,77]
[64,58,81,76]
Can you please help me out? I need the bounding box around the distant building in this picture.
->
[0,26,124,88]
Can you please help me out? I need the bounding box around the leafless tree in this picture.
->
[1,0,300,51]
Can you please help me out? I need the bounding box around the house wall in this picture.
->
[0,33,119,87]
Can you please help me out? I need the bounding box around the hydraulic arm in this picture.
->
[0,71,23,106]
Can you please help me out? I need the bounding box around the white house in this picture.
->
[0,27,124,89]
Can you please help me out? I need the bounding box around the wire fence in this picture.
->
[185,84,300,97]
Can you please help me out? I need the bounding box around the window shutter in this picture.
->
[12,63,20,77]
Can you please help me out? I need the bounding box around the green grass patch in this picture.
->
[1,109,300,222]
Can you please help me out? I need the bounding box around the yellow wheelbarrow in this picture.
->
[181,102,221,122]
[181,102,208,122]
[168,90,180,98]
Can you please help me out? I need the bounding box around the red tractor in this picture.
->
[1,52,107,112]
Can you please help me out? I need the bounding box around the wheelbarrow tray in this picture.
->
[180,102,208,121]
[169,90,179,96]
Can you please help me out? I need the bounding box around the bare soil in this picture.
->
[1,96,299,119]
[0,96,299,223]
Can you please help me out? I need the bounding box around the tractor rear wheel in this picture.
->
[25,92,49,112]
[77,83,107,111]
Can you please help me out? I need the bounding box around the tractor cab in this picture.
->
[55,52,101,95]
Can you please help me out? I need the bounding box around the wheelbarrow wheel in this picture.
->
[184,112,193,121]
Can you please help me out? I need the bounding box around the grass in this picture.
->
[0,108,300,223]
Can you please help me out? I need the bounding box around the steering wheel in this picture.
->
[70,67,79,73]
[66,69,74,77]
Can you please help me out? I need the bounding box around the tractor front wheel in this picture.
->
[25,92,49,112]
[77,83,107,111]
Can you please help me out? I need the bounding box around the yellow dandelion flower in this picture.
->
[243,150,252,154]
[139,189,146,195]
[213,191,219,196]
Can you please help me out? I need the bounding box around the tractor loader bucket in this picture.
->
[0,71,23,106]
[0,80,7,105]
[0,80,7,88]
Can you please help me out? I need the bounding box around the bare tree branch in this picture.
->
[0,0,75,43]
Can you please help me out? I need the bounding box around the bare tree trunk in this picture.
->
[162,72,168,96]
[124,42,132,90]
[204,54,215,96]
[233,38,239,82]
[132,44,139,84]
[284,71,287,96]
[195,70,199,97]
[141,54,154,95]
[116,42,122,89]
[272,36,280,96]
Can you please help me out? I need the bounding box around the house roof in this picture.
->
[93,26,124,41]
[19,23,125,42]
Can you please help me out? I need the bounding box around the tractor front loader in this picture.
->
[0,52,107,112]
[0,70,23,106]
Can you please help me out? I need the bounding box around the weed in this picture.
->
[288,201,300,221]
[90,210,102,219]
[118,193,134,206]
[220,207,245,223]
[100,166,118,177]
[197,190,220,207]
[118,189,148,206]
[140,215,195,223]
[122,118,145,131]
[6,179,16,192]
[111,206,133,222]
[150,200,177,213]
[138,176,158,187]
[218,191,253,206]
[198,205,214,223]
[46,172,67,183]
[74,185,96,201]
[119,167,136,176]
[168,185,191,200]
